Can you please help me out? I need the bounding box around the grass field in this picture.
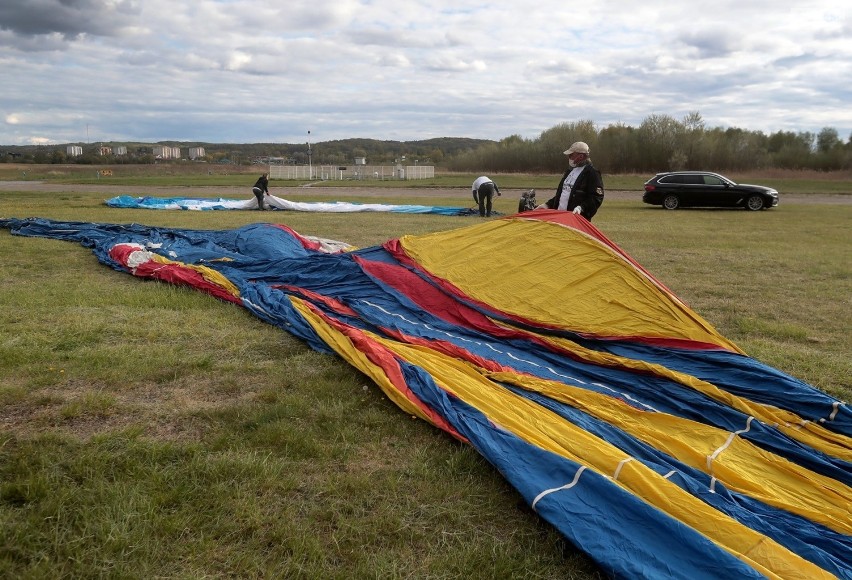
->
[1,171,850,578]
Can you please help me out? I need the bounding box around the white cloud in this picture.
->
[0,0,850,145]
[225,51,253,72]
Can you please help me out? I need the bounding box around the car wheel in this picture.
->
[746,195,764,211]
[662,194,680,210]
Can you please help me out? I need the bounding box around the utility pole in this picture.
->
[307,130,312,179]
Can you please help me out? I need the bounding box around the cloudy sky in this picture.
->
[1,0,849,146]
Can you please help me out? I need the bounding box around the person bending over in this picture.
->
[471,175,501,217]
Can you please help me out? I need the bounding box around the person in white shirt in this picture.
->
[471,175,501,217]
[539,142,604,220]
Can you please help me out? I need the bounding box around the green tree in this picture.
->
[679,111,707,168]
[537,120,598,172]
[768,131,813,169]
[815,127,844,170]
[817,127,841,152]
[597,123,636,173]
[33,148,50,164]
[637,114,682,172]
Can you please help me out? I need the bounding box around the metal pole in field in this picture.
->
[307,130,312,179]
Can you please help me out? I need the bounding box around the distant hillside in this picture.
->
[1,137,495,166]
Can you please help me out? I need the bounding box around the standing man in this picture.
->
[252,172,270,210]
[471,175,501,217]
[540,142,604,220]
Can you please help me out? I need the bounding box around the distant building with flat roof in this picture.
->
[153,145,181,159]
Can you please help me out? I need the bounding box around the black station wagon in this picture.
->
[643,172,779,211]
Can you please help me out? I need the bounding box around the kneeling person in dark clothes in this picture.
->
[252,172,270,210]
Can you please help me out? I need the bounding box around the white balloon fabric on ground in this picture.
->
[105,194,476,215]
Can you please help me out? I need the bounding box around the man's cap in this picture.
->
[563,141,590,155]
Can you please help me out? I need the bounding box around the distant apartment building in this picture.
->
[98,146,112,156]
[188,147,205,160]
[153,145,181,159]
[114,146,127,156]
[67,145,83,157]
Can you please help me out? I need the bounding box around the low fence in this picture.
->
[268,165,434,181]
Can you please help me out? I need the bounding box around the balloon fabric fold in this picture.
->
[2,211,849,579]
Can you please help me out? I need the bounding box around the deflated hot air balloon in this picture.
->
[2,212,849,579]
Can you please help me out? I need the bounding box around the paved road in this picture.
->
[0,181,849,204]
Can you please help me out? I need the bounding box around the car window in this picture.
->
[660,175,682,184]
[683,175,704,185]
[703,175,724,185]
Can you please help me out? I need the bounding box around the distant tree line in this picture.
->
[446,113,852,174]
[3,113,850,173]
